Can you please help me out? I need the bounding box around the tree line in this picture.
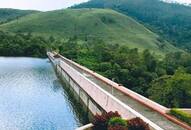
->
[0,31,48,57]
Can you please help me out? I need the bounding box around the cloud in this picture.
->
[0,0,88,11]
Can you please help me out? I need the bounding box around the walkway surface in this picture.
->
[59,57,186,130]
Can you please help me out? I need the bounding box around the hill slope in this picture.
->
[0,9,179,54]
[0,8,38,24]
[73,0,191,51]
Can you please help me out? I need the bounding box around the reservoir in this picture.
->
[0,57,87,130]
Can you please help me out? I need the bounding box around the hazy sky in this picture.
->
[0,0,190,11]
[0,0,89,11]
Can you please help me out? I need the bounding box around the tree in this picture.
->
[148,69,191,108]
[59,37,79,60]
[143,50,157,72]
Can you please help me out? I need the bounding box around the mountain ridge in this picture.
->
[0,8,180,55]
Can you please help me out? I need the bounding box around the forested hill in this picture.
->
[0,9,179,55]
[73,0,191,52]
[0,8,38,24]
[0,7,190,109]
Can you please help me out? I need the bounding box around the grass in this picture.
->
[0,8,180,55]
[170,108,191,125]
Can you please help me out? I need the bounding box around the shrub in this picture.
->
[105,111,121,121]
[108,125,128,130]
[128,117,150,130]
[93,114,107,130]
[93,111,121,130]
[108,117,128,127]
[170,109,191,125]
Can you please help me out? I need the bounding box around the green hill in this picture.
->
[0,9,179,54]
[73,0,191,52]
[0,8,38,24]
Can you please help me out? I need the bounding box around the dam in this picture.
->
[47,52,191,130]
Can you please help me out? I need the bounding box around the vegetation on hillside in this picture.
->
[0,9,37,24]
[0,31,48,57]
[73,0,191,52]
[0,30,190,108]
[0,9,180,55]
[0,5,190,108]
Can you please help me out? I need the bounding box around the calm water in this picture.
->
[0,57,85,130]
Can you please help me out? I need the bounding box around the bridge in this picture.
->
[47,52,191,130]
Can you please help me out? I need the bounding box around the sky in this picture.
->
[0,0,89,11]
[0,0,190,11]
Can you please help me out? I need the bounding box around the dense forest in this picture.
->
[1,31,190,108]
[73,0,191,52]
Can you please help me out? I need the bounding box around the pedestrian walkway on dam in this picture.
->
[55,56,188,130]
